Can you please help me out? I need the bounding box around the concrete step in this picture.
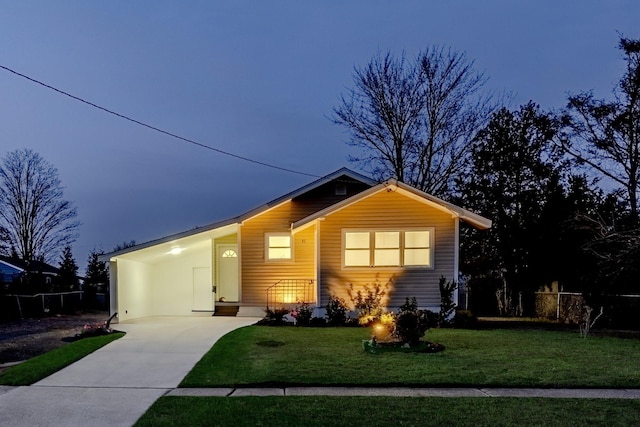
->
[213,306,239,317]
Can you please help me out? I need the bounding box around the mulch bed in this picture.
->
[0,311,109,366]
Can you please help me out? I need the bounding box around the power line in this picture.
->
[0,64,320,178]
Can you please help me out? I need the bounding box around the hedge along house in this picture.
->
[103,168,491,322]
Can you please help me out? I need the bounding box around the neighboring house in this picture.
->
[102,168,491,322]
[0,256,60,286]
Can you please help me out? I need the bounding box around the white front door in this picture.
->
[217,244,239,302]
[192,267,213,311]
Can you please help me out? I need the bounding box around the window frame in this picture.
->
[265,232,293,262]
[342,228,434,269]
[403,229,433,267]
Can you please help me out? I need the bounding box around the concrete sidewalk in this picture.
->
[0,316,256,427]
[167,386,640,399]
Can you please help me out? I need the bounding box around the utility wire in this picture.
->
[0,64,320,178]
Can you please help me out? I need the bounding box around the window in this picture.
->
[344,231,370,266]
[222,249,237,258]
[343,229,433,268]
[266,233,292,260]
[404,230,431,266]
[374,231,400,266]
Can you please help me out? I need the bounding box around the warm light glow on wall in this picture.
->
[282,292,297,304]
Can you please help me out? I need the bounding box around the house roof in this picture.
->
[102,167,377,259]
[0,256,60,275]
[102,168,491,261]
[291,179,492,231]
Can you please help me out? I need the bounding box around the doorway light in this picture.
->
[169,247,184,255]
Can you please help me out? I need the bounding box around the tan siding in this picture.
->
[213,234,237,286]
[319,190,455,309]
[240,202,316,306]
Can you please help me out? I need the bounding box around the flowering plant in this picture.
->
[291,302,313,326]
[79,321,112,337]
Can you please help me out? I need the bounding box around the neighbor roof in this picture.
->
[0,256,60,275]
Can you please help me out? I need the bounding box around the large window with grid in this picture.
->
[343,229,433,268]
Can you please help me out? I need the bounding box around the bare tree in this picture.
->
[561,37,640,222]
[0,148,79,262]
[333,47,496,196]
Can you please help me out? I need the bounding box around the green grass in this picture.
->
[0,332,124,386]
[135,396,640,427]
[181,326,640,388]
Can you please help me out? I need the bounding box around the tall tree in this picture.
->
[0,149,79,262]
[458,103,563,314]
[561,36,640,222]
[333,47,495,197]
[85,249,109,287]
[57,245,79,290]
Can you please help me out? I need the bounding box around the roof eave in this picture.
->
[292,180,492,231]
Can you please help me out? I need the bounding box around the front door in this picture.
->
[192,267,213,311]
[217,244,239,302]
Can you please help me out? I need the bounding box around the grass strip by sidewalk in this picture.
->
[0,332,124,386]
[181,326,640,388]
[135,396,640,427]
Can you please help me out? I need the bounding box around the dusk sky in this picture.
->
[1,1,639,267]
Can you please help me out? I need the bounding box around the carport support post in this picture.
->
[109,261,118,321]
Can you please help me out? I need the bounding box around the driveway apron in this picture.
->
[0,316,255,427]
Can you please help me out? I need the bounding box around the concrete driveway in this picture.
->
[0,316,256,427]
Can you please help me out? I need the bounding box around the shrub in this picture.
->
[439,276,457,327]
[256,307,291,326]
[395,311,431,346]
[454,309,477,329]
[371,312,396,341]
[291,302,313,326]
[399,296,418,313]
[325,294,349,326]
[347,277,391,325]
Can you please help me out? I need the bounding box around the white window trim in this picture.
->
[265,232,293,262]
[342,228,434,269]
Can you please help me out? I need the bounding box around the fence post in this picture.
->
[15,295,23,319]
[556,292,561,320]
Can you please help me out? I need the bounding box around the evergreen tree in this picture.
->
[457,102,565,314]
[57,246,79,291]
[85,249,109,291]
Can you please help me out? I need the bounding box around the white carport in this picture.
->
[107,223,238,322]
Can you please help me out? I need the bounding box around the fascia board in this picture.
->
[395,181,492,229]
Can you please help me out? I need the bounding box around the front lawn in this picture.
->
[181,326,640,388]
[135,396,640,427]
[0,332,124,386]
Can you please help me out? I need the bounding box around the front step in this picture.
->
[213,305,239,317]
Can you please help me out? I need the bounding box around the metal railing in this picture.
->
[266,279,315,309]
